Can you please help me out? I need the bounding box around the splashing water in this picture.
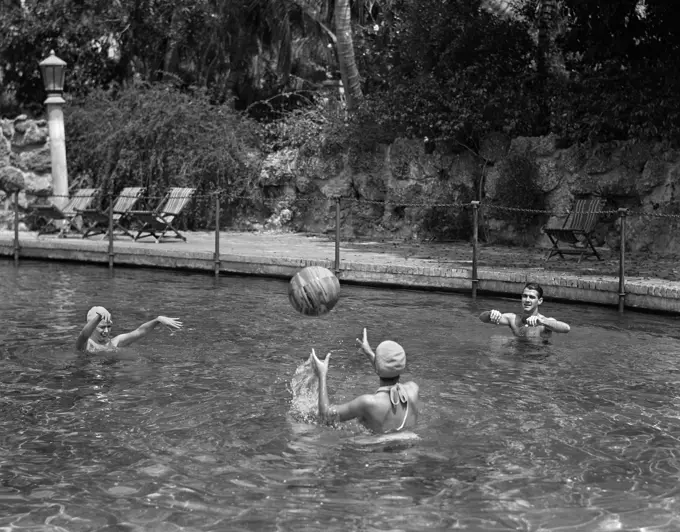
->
[289,354,320,423]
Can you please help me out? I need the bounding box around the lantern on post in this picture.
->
[39,50,67,100]
[39,50,69,208]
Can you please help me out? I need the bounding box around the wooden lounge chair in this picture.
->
[544,197,605,262]
[79,187,146,239]
[131,187,196,243]
[30,188,98,237]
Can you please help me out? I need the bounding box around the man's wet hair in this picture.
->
[524,282,543,299]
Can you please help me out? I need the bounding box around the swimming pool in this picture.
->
[1,260,680,531]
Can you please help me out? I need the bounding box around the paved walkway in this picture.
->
[1,230,680,314]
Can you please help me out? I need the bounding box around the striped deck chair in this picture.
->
[31,188,98,237]
[544,198,605,262]
[80,187,146,239]
[131,187,196,243]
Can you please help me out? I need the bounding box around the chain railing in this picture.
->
[8,188,680,313]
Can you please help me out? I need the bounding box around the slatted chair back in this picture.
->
[157,187,195,223]
[63,188,98,216]
[563,198,604,233]
[111,187,146,221]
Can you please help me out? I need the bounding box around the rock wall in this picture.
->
[482,134,680,253]
[259,133,680,254]
[257,139,479,240]
[0,116,54,229]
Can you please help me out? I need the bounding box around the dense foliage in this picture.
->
[355,0,680,146]
[3,0,680,209]
[0,0,335,113]
[64,83,262,228]
[356,0,539,144]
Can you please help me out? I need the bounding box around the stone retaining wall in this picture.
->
[260,133,680,254]
[0,115,54,229]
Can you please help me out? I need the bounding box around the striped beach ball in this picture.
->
[288,266,341,317]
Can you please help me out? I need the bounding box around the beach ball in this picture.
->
[288,266,341,317]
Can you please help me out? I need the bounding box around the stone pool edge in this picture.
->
[1,236,679,314]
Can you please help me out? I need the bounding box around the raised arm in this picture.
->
[310,349,369,424]
[113,316,182,347]
[479,310,514,326]
[75,309,108,351]
[356,328,376,365]
[311,349,333,418]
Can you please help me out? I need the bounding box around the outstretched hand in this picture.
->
[310,348,331,379]
[158,316,183,330]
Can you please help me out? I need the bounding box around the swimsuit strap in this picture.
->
[376,384,409,431]
[376,383,408,406]
[396,401,409,432]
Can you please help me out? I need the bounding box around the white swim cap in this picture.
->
[374,340,406,378]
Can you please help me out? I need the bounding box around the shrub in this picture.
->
[65,81,263,228]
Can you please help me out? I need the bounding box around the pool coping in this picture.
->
[1,232,680,314]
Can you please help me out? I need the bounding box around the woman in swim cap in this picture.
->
[76,306,183,353]
[311,328,419,434]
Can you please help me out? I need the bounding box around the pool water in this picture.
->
[2,260,680,531]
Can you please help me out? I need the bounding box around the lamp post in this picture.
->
[39,50,68,208]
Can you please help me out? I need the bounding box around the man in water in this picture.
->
[310,328,419,433]
[479,282,570,338]
[75,306,183,353]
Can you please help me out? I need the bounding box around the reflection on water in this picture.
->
[1,260,680,530]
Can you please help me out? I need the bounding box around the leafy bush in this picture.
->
[256,93,345,155]
[547,62,680,144]
[65,81,262,228]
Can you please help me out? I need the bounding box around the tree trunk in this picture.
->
[162,6,187,78]
[535,0,566,78]
[334,0,363,111]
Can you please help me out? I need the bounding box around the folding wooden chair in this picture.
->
[544,198,605,262]
[131,187,196,243]
[30,188,98,237]
[80,187,146,239]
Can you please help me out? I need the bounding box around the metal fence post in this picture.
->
[13,191,20,266]
[471,201,480,299]
[334,196,341,274]
[214,191,221,278]
[108,191,114,272]
[618,208,628,313]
